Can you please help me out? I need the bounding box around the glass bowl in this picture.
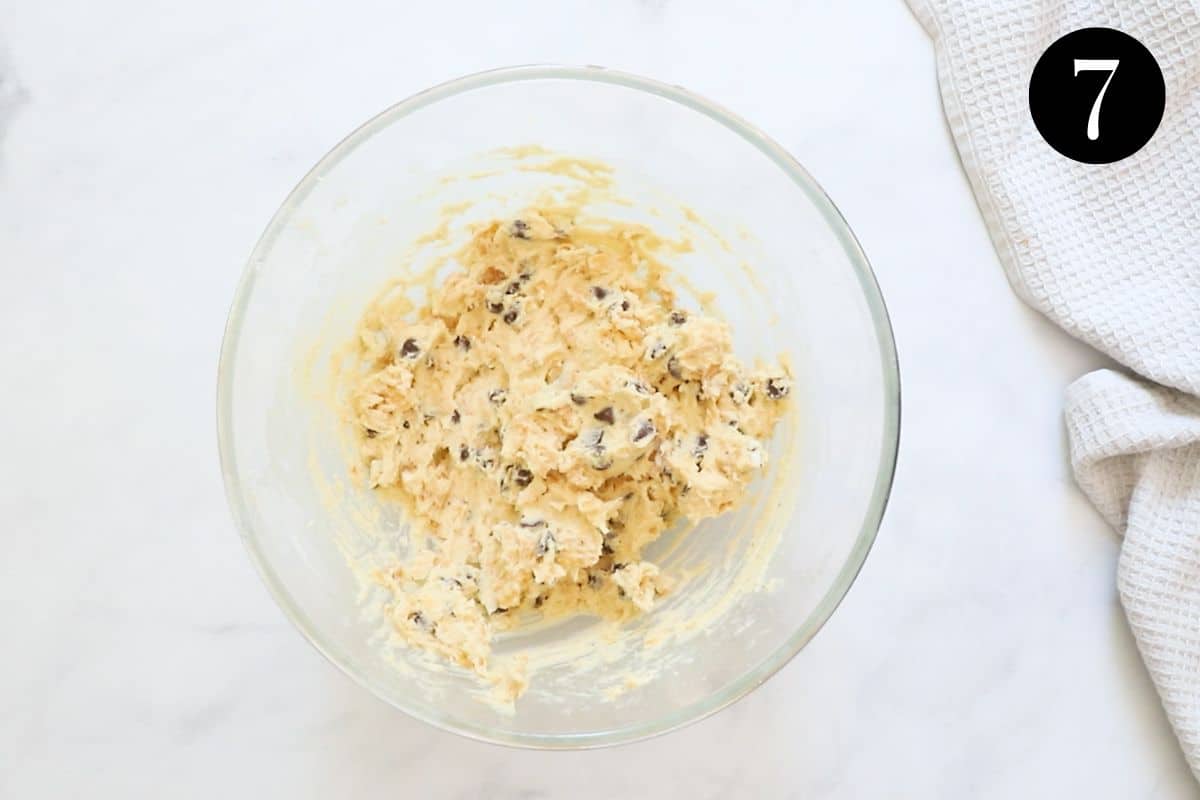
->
[217,65,899,748]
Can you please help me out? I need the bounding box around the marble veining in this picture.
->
[0,0,1194,796]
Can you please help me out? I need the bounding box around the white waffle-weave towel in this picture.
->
[907,0,1200,778]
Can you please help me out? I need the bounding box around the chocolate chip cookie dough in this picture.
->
[348,208,791,698]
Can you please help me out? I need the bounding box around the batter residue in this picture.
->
[348,208,790,698]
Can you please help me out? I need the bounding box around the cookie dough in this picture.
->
[348,209,790,698]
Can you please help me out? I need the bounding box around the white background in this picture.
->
[1,0,1195,796]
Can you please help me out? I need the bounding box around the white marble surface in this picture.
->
[1,0,1195,796]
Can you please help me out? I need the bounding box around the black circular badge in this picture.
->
[1029,27,1165,164]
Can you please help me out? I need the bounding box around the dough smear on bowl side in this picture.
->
[347,208,791,700]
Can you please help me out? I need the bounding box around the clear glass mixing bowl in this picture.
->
[217,65,899,748]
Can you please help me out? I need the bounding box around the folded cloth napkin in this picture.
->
[907,0,1200,777]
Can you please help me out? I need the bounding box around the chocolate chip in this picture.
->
[647,341,669,360]
[620,300,630,311]
[588,573,602,588]
[629,380,650,395]
[571,393,588,406]
[477,453,496,470]
[459,445,469,462]
[694,434,709,459]
[502,308,518,324]
[766,378,790,399]
[514,467,533,487]
[454,335,471,351]
[535,530,556,556]
[365,428,378,439]
[489,389,507,405]
[632,418,656,444]
[402,421,410,429]
[591,286,607,300]
[667,357,683,380]
[730,383,751,404]
[408,611,432,631]
[450,409,461,424]
[669,310,688,325]
[505,281,521,295]
[519,271,532,283]
[534,595,545,608]
[487,300,504,314]
[593,406,615,424]
[510,219,530,239]
[601,542,614,556]
[400,338,420,358]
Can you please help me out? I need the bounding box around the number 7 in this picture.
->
[1074,59,1120,141]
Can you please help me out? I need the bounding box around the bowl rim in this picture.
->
[217,63,901,750]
